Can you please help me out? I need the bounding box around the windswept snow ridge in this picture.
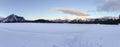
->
[0,23,120,47]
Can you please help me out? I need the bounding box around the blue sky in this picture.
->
[0,0,119,20]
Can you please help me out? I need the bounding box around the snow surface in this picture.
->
[0,23,120,47]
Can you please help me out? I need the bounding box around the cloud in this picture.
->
[97,0,120,11]
[52,8,89,16]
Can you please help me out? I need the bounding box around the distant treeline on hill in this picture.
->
[0,14,120,25]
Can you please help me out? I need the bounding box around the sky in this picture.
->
[0,0,119,20]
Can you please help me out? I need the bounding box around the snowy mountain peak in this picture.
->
[1,14,25,23]
[7,14,17,18]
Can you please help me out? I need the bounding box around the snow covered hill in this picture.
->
[0,23,120,47]
[1,14,25,23]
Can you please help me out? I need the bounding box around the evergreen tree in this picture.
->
[119,15,120,23]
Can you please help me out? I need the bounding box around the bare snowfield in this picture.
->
[0,23,120,47]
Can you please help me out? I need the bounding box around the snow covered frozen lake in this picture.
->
[0,23,120,47]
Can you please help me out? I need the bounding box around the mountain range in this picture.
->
[0,14,120,25]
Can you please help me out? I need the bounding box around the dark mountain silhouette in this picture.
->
[1,14,25,23]
[30,19,54,23]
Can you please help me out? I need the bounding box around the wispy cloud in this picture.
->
[52,8,89,16]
